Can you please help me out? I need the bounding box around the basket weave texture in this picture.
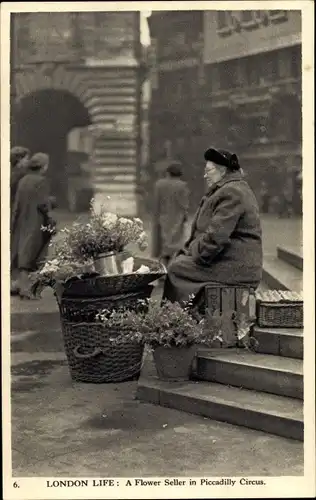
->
[255,290,303,328]
[59,286,153,323]
[58,283,153,383]
[62,257,166,298]
[61,321,144,383]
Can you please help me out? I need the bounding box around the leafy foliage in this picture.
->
[97,298,217,349]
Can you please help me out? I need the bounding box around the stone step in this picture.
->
[277,245,303,271]
[262,256,303,292]
[252,326,303,359]
[196,350,303,399]
[136,354,303,441]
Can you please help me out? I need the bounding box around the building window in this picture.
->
[258,52,278,84]
[216,12,232,36]
[245,55,260,86]
[206,64,221,93]
[219,61,232,91]
[290,45,301,79]
[268,10,288,23]
[240,11,258,29]
[278,48,292,79]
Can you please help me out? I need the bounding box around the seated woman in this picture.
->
[162,147,263,305]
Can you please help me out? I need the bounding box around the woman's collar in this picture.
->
[206,170,243,195]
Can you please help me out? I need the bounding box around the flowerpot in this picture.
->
[152,345,196,381]
[93,252,123,276]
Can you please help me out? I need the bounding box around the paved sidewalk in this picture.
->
[11,345,303,477]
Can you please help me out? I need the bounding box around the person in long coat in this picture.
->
[10,146,30,210]
[10,146,30,293]
[11,152,56,299]
[152,161,190,266]
[163,148,263,304]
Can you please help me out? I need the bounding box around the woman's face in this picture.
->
[41,161,49,173]
[17,154,30,169]
[204,161,226,188]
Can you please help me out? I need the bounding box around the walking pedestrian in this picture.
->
[259,180,269,213]
[10,146,30,294]
[10,146,30,210]
[152,160,190,267]
[163,147,263,305]
[11,153,56,299]
[279,177,294,218]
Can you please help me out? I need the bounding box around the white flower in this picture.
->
[119,217,133,227]
[137,231,148,250]
[101,212,118,228]
[134,218,143,226]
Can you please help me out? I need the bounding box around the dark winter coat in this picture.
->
[152,177,190,258]
[10,165,28,210]
[11,172,55,271]
[163,170,263,303]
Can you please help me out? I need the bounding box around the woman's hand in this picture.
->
[49,196,57,209]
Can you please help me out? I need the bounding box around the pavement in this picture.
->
[9,211,304,477]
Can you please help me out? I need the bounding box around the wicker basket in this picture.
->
[256,290,303,328]
[61,320,144,383]
[59,286,153,323]
[62,257,166,298]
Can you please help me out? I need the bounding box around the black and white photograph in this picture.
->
[1,1,315,499]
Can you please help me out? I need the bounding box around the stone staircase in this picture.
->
[263,245,303,292]
[85,67,141,216]
[137,246,304,441]
[137,325,303,441]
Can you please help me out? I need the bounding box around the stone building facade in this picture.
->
[11,12,143,215]
[148,10,302,213]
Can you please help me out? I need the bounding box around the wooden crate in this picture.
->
[205,285,256,348]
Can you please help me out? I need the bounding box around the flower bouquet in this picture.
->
[31,201,165,298]
[59,201,148,275]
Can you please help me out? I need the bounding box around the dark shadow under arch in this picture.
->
[15,89,92,208]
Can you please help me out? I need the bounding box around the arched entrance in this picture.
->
[15,89,91,208]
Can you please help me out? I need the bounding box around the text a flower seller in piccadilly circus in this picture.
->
[162,147,263,305]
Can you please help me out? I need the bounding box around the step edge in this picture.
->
[253,327,303,337]
[263,259,303,281]
[277,246,303,265]
[137,379,304,423]
[197,354,303,376]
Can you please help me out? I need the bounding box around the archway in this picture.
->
[15,89,91,208]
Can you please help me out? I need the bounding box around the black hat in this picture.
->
[204,148,240,171]
[28,152,49,170]
[10,146,30,167]
[166,160,183,177]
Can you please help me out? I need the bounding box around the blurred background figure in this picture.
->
[259,180,270,214]
[280,176,294,218]
[152,160,190,267]
[10,146,30,210]
[10,146,30,293]
[11,152,56,299]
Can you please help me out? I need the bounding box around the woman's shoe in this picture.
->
[19,290,38,300]
[10,282,20,296]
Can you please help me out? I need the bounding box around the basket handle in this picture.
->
[73,345,103,359]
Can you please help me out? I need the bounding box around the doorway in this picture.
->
[15,89,91,208]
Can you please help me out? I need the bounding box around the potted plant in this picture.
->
[97,299,215,382]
